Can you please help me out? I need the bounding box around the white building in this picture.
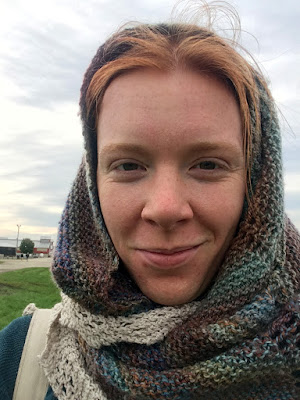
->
[0,236,54,257]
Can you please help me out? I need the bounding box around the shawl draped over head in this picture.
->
[39,24,300,400]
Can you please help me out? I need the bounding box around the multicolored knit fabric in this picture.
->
[39,24,300,399]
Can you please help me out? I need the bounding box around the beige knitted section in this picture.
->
[39,303,107,400]
[59,294,200,346]
[23,303,38,315]
[39,295,199,400]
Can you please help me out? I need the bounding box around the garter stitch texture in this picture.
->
[39,24,300,399]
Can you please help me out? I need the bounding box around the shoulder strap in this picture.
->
[13,309,51,400]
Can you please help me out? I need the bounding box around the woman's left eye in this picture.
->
[194,161,220,170]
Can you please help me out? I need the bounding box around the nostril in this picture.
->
[141,200,193,230]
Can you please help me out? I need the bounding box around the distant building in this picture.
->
[0,236,54,257]
[0,238,16,257]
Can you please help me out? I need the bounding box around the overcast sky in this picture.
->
[0,0,299,242]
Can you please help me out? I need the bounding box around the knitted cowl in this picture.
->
[40,25,300,400]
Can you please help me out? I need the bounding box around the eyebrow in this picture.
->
[98,143,151,159]
[98,141,243,158]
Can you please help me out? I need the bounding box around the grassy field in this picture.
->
[0,267,61,330]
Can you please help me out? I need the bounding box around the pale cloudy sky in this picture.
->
[0,0,299,242]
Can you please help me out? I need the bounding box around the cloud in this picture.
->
[0,0,176,109]
[1,24,88,108]
[0,100,83,238]
[284,173,300,194]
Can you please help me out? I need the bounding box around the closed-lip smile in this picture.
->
[143,245,198,254]
[136,244,200,269]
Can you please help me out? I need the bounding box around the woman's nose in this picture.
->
[141,172,193,230]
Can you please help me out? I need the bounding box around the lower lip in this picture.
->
[137,246,199,269]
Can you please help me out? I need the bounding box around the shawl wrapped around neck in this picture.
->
[38,24,300,400]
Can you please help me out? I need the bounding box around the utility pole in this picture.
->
[16,224,21,258]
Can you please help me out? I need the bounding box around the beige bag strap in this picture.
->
[13,309,51,400]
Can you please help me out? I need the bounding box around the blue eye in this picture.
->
[117,163,141,171]
[197,161,219,170]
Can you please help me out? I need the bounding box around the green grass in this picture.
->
[0,268,61,330]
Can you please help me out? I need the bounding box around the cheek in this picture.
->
[98,183,139,239]
[199,179,245,233]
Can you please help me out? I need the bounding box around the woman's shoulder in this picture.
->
[0,315,32,400]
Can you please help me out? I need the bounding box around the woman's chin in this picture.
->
[149,293,198,306]
[137,280,204,306]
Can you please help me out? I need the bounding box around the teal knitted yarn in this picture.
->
[49,23,300,399]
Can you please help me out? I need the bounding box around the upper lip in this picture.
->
[139,245,199,255]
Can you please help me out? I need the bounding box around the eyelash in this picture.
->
[115,162,146,171]
[191,160,221,170]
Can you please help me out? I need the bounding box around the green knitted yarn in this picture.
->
[48,23,300,399]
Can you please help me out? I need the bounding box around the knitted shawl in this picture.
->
[40,26,300,400]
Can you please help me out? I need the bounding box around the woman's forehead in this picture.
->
[97,68,243,151]
[100,68,235,109]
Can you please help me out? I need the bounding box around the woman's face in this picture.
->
[97,68,245,305]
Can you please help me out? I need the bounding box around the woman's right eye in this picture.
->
[116,162,144,171]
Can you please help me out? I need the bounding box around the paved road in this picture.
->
[0,257,52,273]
